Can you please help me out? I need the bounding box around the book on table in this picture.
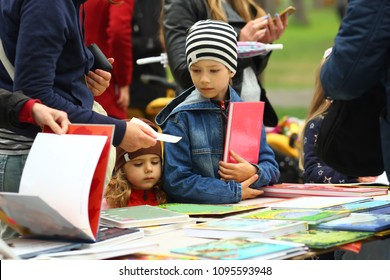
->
[157,202,267,218]
[223,101,265,164]
[274,229,374,250]
[100,205,191,228]
[315,213,390,232]
[2,227,147,259]
[0,124,114,243]
[265,196,373,210]
[32,241,158,260]
[141,219,196,236]
[170,237,307,260]
[239,208,351,225]
[183,217,307,239]
[260,183,388,198]
[324,199,390,213]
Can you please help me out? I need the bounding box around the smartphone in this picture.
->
[275,6,296,20]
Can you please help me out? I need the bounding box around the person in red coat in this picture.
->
[103,119,166,208]
[83,0,134,119]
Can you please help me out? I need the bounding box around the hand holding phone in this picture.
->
[87,43,113,72]
[274,6,296,21]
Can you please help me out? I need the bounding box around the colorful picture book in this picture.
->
[223,101,264,164]
[316,213,390,232]
[0,124,114,242]
[324,199,390,213]
[240,208,350,225]
[260,183,388,198]
[274,229,374,249]
[183,217,307,239]
[100,205,191,228]
[171,237,306,260]
[158,203,265,217]
[266,196,372,210]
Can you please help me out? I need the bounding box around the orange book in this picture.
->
[0,124,114,242]
[223,101,265,163]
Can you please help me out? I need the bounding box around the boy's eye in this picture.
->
[152,160,160,165]
[191,68,201,73]
[210,69,220,73]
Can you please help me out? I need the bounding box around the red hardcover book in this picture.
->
[223,101,265,163]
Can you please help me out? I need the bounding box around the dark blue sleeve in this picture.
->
[303,117,357,184]
[320,0,390,100]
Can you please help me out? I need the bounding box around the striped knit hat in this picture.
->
[185,20,237,74]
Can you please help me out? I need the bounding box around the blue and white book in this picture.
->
[316,213,390,232]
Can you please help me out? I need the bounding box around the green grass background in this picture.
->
[264,1,341,119]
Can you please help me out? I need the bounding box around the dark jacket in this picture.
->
[0,0,126,145]
[303,115,358,184]
[130,0,167,109]
[163,0,278,126]
[0,89,29,130]
[320,0,390,178]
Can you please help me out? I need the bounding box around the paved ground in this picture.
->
[267,89,313,108]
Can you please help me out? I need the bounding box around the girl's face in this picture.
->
[123,154,162,190]
[189,60,235,101]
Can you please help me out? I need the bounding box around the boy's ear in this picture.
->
[229,71,235,79]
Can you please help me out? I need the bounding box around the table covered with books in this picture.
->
[2,183,390,260]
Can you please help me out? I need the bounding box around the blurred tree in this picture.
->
[292,0,309,25]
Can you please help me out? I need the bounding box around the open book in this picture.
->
[0,124,114,242]
[223,101,265,164]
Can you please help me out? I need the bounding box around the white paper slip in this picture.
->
[130,117,182,143]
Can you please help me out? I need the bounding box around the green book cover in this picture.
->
[100,205,190,228]
[158,203,264,216]
[274,229,374,249]
[240,208,350,225]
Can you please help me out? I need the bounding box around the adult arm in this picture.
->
[0,89,29,129]
[320,0,390,100]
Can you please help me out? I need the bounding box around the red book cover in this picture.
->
[223,102,265,163]
[65,124,115,238]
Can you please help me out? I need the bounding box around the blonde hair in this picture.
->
[104,168,167,208]
[207,0,266,22]
[299,57,332,168]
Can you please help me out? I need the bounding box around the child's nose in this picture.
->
[144,162,153,172]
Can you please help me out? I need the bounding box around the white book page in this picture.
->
[19,133,107,232]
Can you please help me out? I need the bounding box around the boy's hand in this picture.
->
[241,174,263,200]
[218,150,258,182]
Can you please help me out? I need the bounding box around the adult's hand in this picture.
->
[119,121,157,152]
[32,103,70,134]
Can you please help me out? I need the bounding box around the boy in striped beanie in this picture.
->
[155,20,279,204]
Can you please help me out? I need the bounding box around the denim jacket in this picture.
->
[156,86,280,204]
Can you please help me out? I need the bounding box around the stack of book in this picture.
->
[170,237,308,260]
[183,217,307,239]
[100,205,191,228]
[260,183,388,198]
